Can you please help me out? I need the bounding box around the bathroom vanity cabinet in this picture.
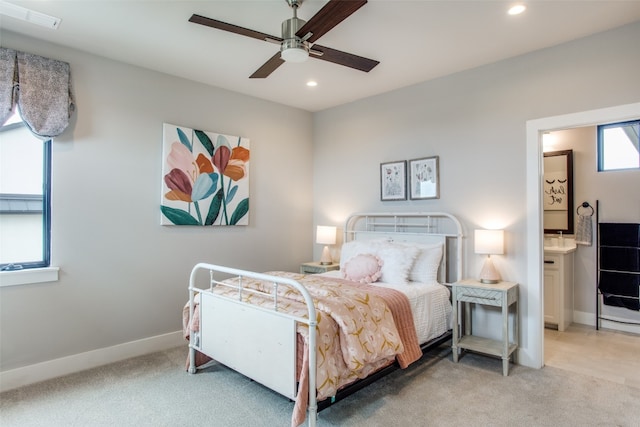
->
[544,245,576,331]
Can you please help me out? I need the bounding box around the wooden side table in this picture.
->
[452,279,518,376]
[299,261,340,274]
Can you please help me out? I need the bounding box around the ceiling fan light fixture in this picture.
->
[281,39,309,62]
[280,12,309,63]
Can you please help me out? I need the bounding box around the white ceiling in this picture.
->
[2,0,640,112]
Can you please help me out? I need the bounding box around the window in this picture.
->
[0,113,51,270]
[597,119,640,171]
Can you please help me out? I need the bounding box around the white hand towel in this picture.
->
[575,214,592,246]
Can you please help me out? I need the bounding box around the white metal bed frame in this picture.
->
[187,212,464,427]
[344,212,463,284]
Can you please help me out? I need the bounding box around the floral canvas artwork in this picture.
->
[161,123,250,226]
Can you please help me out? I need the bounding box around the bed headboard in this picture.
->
[344,212,464,285]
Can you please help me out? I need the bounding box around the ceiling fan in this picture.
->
[188,0,379,78]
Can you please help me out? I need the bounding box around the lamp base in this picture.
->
[319,246,332,265]
[479,256,501,284]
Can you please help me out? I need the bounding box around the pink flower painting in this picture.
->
[161,123,250,226]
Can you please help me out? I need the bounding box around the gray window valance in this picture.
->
[0,47,74,140]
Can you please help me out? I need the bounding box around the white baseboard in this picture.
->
[573,310,596,327]
[573,310,640,335]
[0,330,184,392]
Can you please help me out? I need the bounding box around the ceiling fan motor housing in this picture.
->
[281,17,309,62]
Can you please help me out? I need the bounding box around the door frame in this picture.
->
[524,102,640,369]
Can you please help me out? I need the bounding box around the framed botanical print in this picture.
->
[380,160,407,201]
[409,156,439,200]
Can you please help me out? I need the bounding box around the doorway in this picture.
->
[524,101,640,369]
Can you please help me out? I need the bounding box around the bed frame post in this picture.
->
[308,314,317,427]
[187,266,199,374]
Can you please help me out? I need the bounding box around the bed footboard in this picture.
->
[188,263,318,427]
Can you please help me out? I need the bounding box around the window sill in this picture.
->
[0,267,59,287]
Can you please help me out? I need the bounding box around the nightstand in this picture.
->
[299,261,340,274]
[452,279,518,376]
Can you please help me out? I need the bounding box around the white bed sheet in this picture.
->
[320,270,452,344]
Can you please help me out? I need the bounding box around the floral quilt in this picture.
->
[183,271,421,427]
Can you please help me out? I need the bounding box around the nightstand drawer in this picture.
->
[300,262,339,274]
[301,264,329,274]
[456,286,502,306]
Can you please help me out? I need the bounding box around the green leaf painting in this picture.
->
[161,206,200,225]
[160,123,250,226]
[229,198,249,225]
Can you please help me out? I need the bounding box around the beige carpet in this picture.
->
[1,344,639,426]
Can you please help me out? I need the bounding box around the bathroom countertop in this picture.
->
[544,244,577,254]
[544,238,577,254]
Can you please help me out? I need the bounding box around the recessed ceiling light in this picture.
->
[0,2,61,29]
[508,4,526,16]
[306,80,318,87]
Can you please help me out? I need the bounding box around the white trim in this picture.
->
[572,310,595,328]
[0,330,184,392]
[0,266,59,287]
[574,310,640,335]
[526,102,640,369]
[598,318,640,335]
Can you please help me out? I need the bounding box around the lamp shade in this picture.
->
[475,229,504,284]
[474,229,504,255]
[316,225,336,265]
[316,226,336,245]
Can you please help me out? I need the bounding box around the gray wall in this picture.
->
[313,22,640,365]
[0,32,314,371]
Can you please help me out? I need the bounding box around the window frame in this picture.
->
[597,119,640,172]
[0,121,52,271]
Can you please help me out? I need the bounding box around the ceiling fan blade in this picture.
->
[296,0,367,43]
[189,14,282,43]
[311,44,379,73]
[249,52,285,79]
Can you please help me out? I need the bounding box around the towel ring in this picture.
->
[577,202,594,216]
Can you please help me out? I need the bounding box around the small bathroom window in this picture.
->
[597,119,640,171]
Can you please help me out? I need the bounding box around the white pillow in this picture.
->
[339,239,388,268]
[340,239,419,284]
[376,243,420,284]
[339,240,369,267]
[384,241,444,284]
[407,243,443,284]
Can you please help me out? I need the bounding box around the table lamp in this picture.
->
[316,225,336,265]
[474,229,504,284]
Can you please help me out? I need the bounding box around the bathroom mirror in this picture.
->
[543,150,574,235]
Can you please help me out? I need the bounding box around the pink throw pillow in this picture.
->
[342,253,383,284]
